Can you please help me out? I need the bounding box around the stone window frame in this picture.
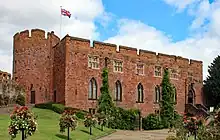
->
[115,80,122,102]
[155,85,161,103]
[137,83,144,103]
[154,65,162,77]
[113,59,123,73]
[170,68,179,80]
[136,63,144,75]
[88,55,100,69]
[88,78,98,100]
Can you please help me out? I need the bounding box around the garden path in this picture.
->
[98,129,175,140]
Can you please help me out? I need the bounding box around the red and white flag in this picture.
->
[61,8,71,18]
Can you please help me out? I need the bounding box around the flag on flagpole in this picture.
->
[61,8,71,18]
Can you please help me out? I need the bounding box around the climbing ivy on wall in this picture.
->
[97,68,114,116]
[160,68,175,128]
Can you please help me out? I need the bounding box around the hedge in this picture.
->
[142,113,164,130]
[35,102,88,119]
[108,107,140,130]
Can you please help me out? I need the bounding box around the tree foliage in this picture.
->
[204,55,220,107]
[84,114,97,128]
[160,68,175,128]
[59,109,78,133]
[8,106,37,139]
[97,68,114,115]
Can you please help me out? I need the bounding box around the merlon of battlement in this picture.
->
[139,49,156,55]
[64,34,203,65]
[14,29,202,66]
[189,59,203,65]
[69,35,90,43]
[93,41,117,48]
[13,29,60,41]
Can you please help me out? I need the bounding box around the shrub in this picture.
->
[35,102,65,114]
[52,104,65,114]
[108,107,139,130]
[64,107,79,112]
[96,112,108,131]
[0,94,4,106]
[2,95,10,106]
[35,102,53,109]
[142,113,163,130]
[8,106,37,139]
[16,93,25,106]
[76,110,87,119]
[166,135,178,140]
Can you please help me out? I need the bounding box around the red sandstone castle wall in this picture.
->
[12,28,203,116]
[53,38,66,103]
[63,36,203,116]
[13,29,60,104]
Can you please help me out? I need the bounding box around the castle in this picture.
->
[12,29,205,116]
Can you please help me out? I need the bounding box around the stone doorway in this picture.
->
[53,90,56,102]
[30,91,35,104]
[188,83,195,104]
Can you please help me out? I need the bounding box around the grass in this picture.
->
[0,108,115,140]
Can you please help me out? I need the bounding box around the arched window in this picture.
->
[173,87,177,103]
[115,80,122,101]
[155,85,160,103]
[137,83,144,103]
[88,78,97,100]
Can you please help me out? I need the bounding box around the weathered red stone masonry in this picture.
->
[13,29,204,116]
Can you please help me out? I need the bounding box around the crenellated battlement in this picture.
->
[13,29,203,68]
[13,29,60,42]
[64,34,203,67]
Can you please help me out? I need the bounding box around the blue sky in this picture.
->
[0,0,220,79]
[99,0,194,42]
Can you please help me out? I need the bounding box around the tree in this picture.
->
[59,109,78,140]
[160,68,175,128]
[204,55,220,107]
[97,68,114,116]
[16,93,25,106]
[84,114,97,135]
[8,106,37,140]
[96,112,108,131]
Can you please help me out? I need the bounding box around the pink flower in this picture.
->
[191,117,197,120]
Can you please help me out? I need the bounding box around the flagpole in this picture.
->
[60,6,62,38]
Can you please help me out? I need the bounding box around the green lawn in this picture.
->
[0,108,114,140]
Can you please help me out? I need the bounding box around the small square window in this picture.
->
[170,69,178,79]
[155,66,162,77]
[88,55,99,69]
[114,60,123,72]
[137,64,144,75]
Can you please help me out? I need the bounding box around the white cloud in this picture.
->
[104,4,220,80]
[103,0,220,80]
[0,0,109,73]
[162,0,200,12]
[1,0,220,81]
